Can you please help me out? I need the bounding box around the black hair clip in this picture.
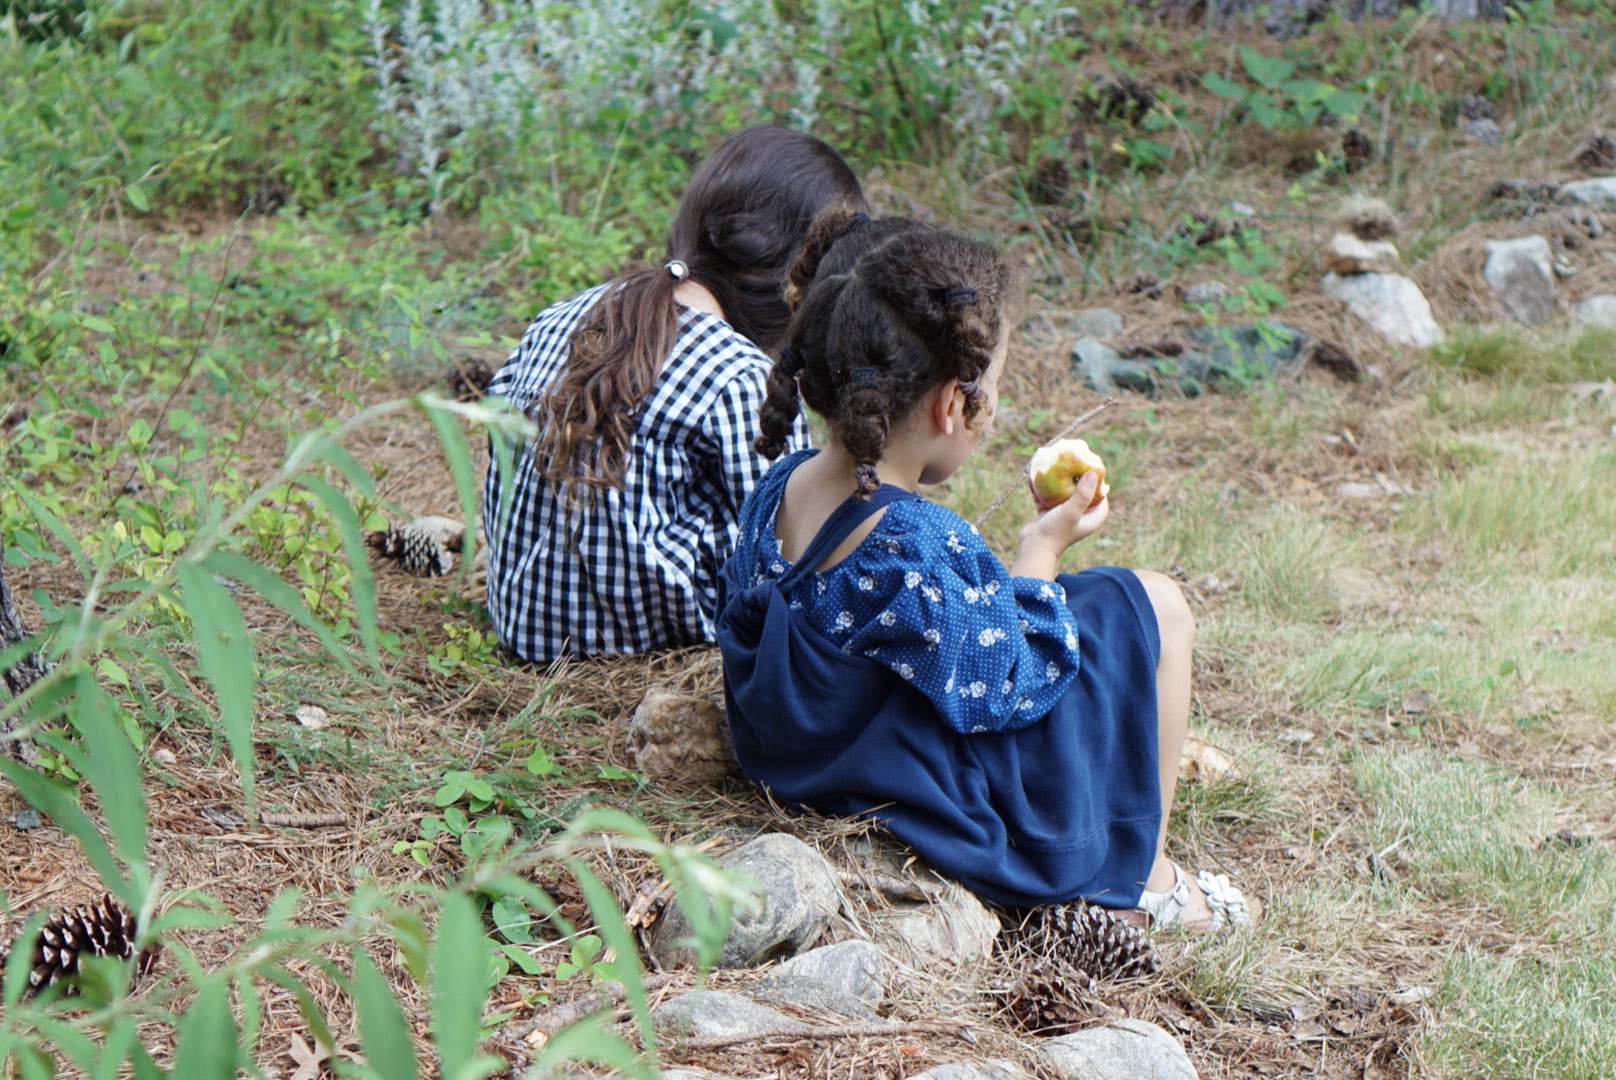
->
[848,366,884,388]
[939,286,978,308]
[850,212,871,226]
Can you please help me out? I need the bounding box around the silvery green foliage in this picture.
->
[902,0,1079,134]
[364,0,812,207]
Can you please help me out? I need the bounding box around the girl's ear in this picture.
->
[929,378,962,436]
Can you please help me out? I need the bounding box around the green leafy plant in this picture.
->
[1203,47,1367,132]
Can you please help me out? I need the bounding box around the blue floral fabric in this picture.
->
[742,451,1084,735]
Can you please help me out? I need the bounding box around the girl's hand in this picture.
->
[1011,471,1109,579]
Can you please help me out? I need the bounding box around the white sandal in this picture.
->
[1137,864,1252,932]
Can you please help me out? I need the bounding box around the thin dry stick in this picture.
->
[674,1019,974,1052]
[514,972,682,1046]
[972,399,1117,529]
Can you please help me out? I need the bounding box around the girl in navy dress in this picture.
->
[716,208,1251,931]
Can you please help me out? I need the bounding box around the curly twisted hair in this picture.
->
[533,126,864,500]
[756,206,1012,496]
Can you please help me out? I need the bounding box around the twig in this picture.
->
[836,868,943,904]
[972,399,1117,529]
[674,1019,974,1051]
[261,811,347,829]
[513,972,682,1047]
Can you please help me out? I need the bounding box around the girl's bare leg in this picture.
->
[1135,569,1213,925]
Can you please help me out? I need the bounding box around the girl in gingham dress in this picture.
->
[717,210,1253,932]
[484,127,863,663]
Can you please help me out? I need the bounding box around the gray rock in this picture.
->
[1229,200,1258,218]
[1037,1019,1198,1080]
[1322,272,1443,348]
[748,975,880,1020]
[1324,233,1399,275]
[886,887,999,967]
[653,990,800,1040]
[10,809,42,830]
[1185,321,1308,384]
[1072,338,1161,396]
[650,833,841,968]
[1483,236,1555,324]
[1463,117,1503,144]
[1574,295,1616,329]
[911,1061,1031,1080]
[1067,307,1126,339]
[765,940,884,1005]
[1182,281,1230,307]
[1559,176,1616,211]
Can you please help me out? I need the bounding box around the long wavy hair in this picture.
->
[533,126,865,499]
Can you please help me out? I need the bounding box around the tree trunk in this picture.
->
[0,538,48,765]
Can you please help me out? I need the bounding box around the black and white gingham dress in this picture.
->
[484,285,810,663]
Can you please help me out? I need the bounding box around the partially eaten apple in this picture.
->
[1028,438,1109,511]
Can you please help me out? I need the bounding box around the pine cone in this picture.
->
[1024,901,1160,980]
[0,894,157,994]
[366,515,465,577]
[1003,961,1098,1036]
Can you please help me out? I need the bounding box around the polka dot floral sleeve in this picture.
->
[813,501,1083,735]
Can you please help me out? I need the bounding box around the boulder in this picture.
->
[885,886,999,967]
[747,975,880,1020]
[1323,233,1399,275]
[1574,295,1616,329]
[626,691,736,785]
[1073,338,1159,396]
[1037,1019,1198,1080]
[1482,236,1555,324]
[1321,272,1443,348]
[650,834,841,968]
[1559,176,1616,211]
[652,991,799,1040]
[764,940,885,1005]
[1066,308,1125,339]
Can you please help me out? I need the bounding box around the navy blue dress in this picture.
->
[716,451,1163,909]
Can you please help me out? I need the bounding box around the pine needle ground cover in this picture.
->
[3,3,1615,1077]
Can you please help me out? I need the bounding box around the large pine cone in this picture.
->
[1022,901,1160,980]
[0,894,157,994]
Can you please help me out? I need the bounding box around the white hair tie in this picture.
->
[666,260,689,281]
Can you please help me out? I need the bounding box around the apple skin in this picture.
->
[1028,438,1110,512]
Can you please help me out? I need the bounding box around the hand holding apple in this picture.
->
[1028,438,1109,512]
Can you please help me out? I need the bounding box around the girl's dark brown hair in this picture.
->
[535,126,864,498]
[757,208,1012,495]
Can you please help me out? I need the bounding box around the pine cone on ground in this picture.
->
[1575,135,1616,171]
[1024,900,1160,980]
[366,515,465,577]
[0,894,156,994]
[1003,961,1099,1036]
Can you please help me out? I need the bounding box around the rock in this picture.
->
[652,991,799,1040]
[747,975,880,1020]
[1229,200,1258,218]
[1184,321,1308,387]
[1182,281,1230,307]
[1483,236,1555,324]
[1037,1019,1198,1080]
[1574,295,1616,328]
[765,940,884,1005]
[1323,233,1399,275]
[1322,273,1443,348]
[626,691,736,786]
[1072,338,1159,396]
[1559,176,1616,210]
[885,886,999,967]
[911,1061,1031,1080]
[10,809,41,830]
[1463,117,1503,144]
[1067,308,1124,340]
[650,833,841,968]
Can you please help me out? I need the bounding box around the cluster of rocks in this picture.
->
[1320,225,1443,349]
[1070,309,1309,398]
[633,833,1198,1080]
